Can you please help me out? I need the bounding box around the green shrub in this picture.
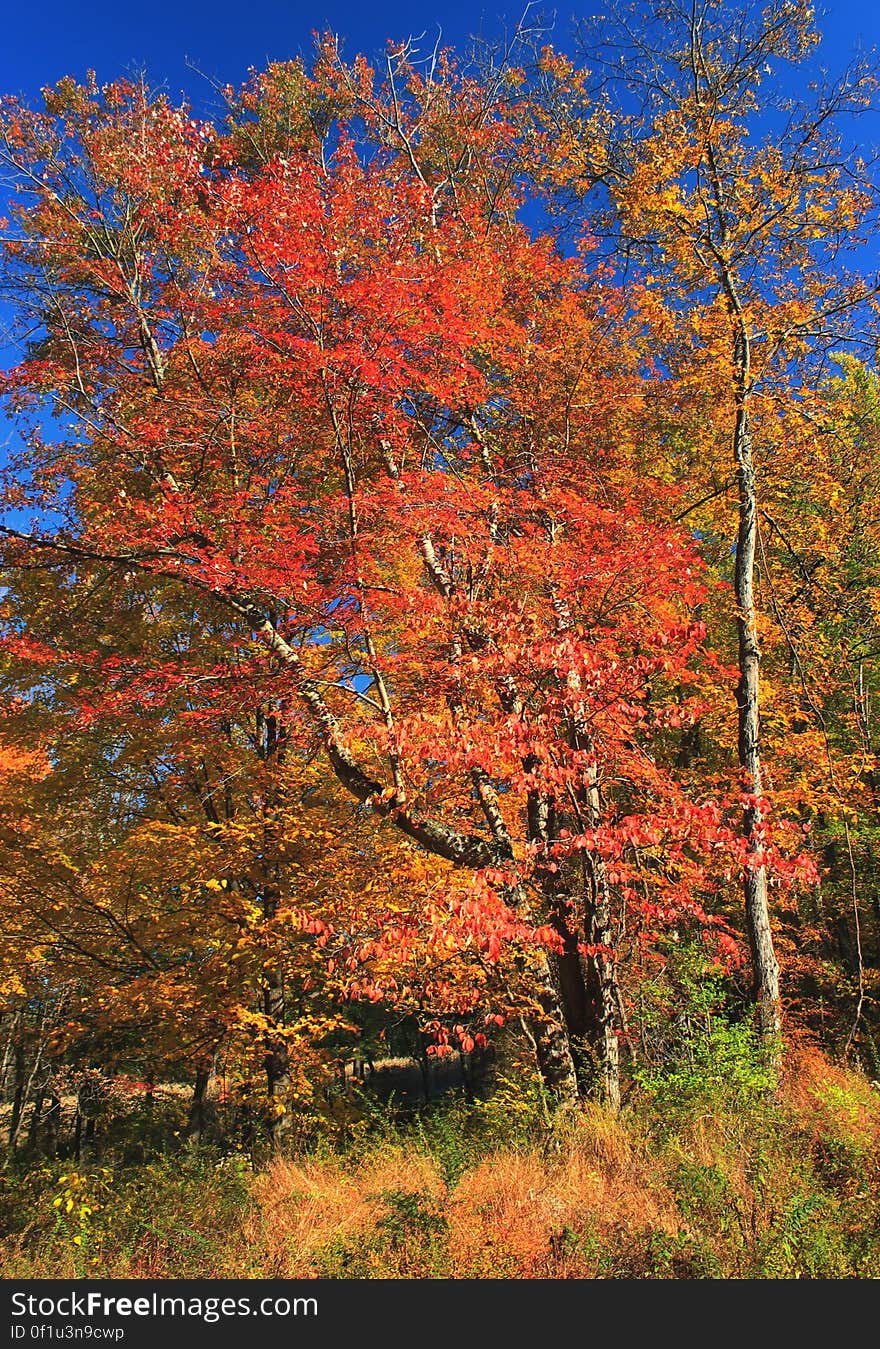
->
[632,942,777,1121]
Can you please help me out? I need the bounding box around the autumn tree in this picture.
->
[0,550,500,1150]
[0,57,757,1115]
[755,356,880,1063]
[527,0,879,1043]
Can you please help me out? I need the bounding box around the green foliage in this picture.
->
[0,1152,255,1278]
[414,1071,552,1184]
[633,943,777,1120]
[617,943,880,1276]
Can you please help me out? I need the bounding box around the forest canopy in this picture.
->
[1,0,879,1169]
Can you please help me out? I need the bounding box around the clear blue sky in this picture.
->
[0,1,878,109]
[0,1,514,100]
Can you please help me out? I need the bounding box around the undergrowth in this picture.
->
[2,959,878,1279]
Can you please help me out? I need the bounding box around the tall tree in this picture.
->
[0,66,748,1110]
[528,0,879,1041]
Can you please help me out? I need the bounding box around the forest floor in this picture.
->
[1,1041,878,1279]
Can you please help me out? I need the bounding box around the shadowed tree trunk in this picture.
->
[6,1045,25,1150]
[186,1065,212,1147]
[258,708,294,1153]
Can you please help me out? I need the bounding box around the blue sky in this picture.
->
[0,2,519,101]
[0,2,878,109]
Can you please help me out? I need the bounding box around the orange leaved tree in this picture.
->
[0,66,748,1108]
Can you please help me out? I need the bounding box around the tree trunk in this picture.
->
[186,1065,211,1147]
[44,1090,60,1158]
[581,864,622,1109]
[733,390,781,1041]
[20,1036,46,1140]
[259,709,294,1153]
[536,594,623,1107]
[526,774,612,1105]
[0,1010,22,1098]
[7,1045,25,1150]
[27,1081,47,1153]
[541,879,619,1107]
[524,949,581,1104]
[263,966,292,1151]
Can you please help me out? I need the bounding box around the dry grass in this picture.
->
[242,1104,703,1278]
[781,1040,880,1153]
[247,1146,447,1277]
[447,1107,681,1277]
[2,1044,878,1279]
